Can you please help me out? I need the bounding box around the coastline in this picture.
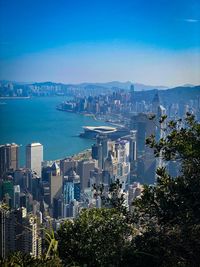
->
[0,97,99,166]
[56,107,125,127]
[56,107,98,121]
[0,96,31,99]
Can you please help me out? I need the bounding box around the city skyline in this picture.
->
[0,0,200,86]
[0,1,200,264]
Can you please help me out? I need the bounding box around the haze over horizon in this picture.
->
[0,0,200,87]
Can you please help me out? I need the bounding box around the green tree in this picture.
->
[132,113,200,266]
[0,228,62,267]
[58,208,133,267]
[93,179,131,220]
[0,251,62,267]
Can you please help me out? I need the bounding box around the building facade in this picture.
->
[26,143,43,177]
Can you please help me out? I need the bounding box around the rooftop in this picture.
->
[83,126,117,134]
[27,142,43,147]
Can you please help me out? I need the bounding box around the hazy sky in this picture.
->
[0,0,200,86]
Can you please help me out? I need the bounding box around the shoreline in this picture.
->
[0,96,31,99]
[56,107,99,121]
[57,107,125,127]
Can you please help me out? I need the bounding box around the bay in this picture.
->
[0,97,106,166]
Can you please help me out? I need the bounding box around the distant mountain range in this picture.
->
[134,85,200,104]
[1,80,199,104]
[0,80,198,95]
[71,81,169,91]
[30,81,169,91]
[0,80,170,91]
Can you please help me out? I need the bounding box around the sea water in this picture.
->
[0,96,106,166]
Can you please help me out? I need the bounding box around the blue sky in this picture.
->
[0,0,200,86]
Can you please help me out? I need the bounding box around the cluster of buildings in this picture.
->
[0,134,143,258]
[0,85,199,259]
[0,82,66,97]
[0,82,111,98]
[57,85,140,118]
[0,205,41,259]
[57,85,200,126]
[0,143,43,258]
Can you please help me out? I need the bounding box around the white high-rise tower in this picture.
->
[26,143,43,177]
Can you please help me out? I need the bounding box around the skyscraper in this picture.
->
[130,113,157,184]
[68,170,81,201]
[152,90,160,114]
[49,162,62,207]
[63,181,74,205]
[60,158,78,176]
[131,113,156,154]
[21,213,41,258]
[14,185,20,209]
[26,143,43,177]
[103,151,116,185]
[92,134,108,170]
[130,84,135,103]
[0,179,14,208]
[77,160,96,191]
[0,143,19,178]
[128,130,137,162]
[0,206,41,259]
[0,205,15,258]
[121,131,137,183]
[157,105,167,140]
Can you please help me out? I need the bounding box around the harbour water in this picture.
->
[0,96,107,166]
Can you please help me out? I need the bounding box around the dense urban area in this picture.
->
[0,81,200,266]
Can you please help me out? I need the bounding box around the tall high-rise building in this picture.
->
[63,181,74,205]
[89,168,102,187]
[60,158,78,176]
[26,143,43,177]
[0,179,14,208]
[103,151,116,185]
[0,206,8,258]
[91,143,99,160]
[157,105,167,140]
[130,84,135,103]
[68,170,81,201]
[152,91,160,114]
[131,113,157,184]
[0,143,19,178]
[128,130,137,162]
[97,134,108,161]
[92,134,108,170]
[115,140,130,164]
[121,131,137,183]
[0,205,16,258]
[21,213,41,258]
[63,200,79,218]
[77,160,96,191]
[0,206,41,259]
[49,162,62,207]
[131,113,156,154]
[14,185,20,209]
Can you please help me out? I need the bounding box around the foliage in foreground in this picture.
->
[58,208,133,267]
[132,113,200,267]
[0,251,62,267]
